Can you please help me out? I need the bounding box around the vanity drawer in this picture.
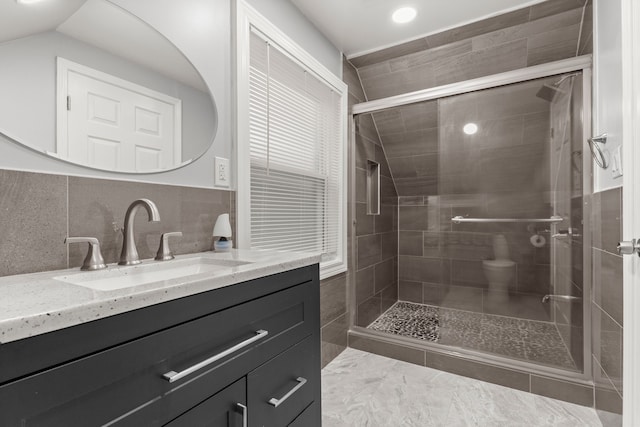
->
[247,335,319,427]
[289,401,321,427]
[0,280,318,427]
[164,377,246,427]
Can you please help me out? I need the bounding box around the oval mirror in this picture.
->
[0,0,217,174]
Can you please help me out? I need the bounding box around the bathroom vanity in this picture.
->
[0,250,320,427]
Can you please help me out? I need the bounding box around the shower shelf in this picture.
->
[451,216,564,224]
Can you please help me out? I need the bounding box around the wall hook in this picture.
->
[587,133,609,169]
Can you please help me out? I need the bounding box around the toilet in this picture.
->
[482,234,515,303]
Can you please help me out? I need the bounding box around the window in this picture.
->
[236,3,347,279]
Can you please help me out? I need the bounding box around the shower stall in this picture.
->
[350,57,592,381]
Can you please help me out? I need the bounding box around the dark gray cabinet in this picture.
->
[165,377,246,427]
[0,264,320,427]
[248,336,316,427]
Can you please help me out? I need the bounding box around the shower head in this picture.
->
[535,73,578,102]
[535,84,564,102]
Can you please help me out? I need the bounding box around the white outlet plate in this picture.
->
[215,157,230,187]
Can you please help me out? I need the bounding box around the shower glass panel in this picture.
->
[359,72,586,373]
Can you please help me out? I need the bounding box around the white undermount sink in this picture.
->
[54,257,251,292]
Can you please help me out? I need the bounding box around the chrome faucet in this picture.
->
[119,199,161,265]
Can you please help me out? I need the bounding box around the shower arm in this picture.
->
[451,216,564,224]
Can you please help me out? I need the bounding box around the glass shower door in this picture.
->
[360,72,587,373]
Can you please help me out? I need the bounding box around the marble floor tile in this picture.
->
[322,348,601,427]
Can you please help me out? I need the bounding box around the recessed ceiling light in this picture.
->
[392,7,417,24]
[463,123,478,135]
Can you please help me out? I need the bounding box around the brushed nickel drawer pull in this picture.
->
[268,377,307,407]
[237,403,248,427]
[162,330,269,383]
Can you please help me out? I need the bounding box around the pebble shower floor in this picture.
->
[369,301,577,370]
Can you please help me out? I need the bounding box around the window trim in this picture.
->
[234,0,348,280]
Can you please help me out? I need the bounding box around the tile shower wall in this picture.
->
[0,169,233,277]
[352,0,591,100]
[391,78,557,323]
[551,74,586,372]
[592,187,623,419]
[317,57,364,368]
[347,61,400,329]
[344,0,598,407]
[348,0,592,326]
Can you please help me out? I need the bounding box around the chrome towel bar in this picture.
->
[451,216,564,224]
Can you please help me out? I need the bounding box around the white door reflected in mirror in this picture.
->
[58,58,182,172]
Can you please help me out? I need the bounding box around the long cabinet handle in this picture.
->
[162,330,269,383]
[236,403,248,427]
[268,377,307,407]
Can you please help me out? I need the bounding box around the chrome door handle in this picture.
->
[162,330,268,383]
[237,403,248,427]
[618,239,640,256]
[268,377,307,407]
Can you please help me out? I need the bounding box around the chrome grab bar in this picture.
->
[451,216,564,224]
[542,294,582,303]
[162,330,269,383]
[268,377,307,407]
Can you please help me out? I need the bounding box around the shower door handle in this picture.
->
[617,239,640,256]
[552,228,581,238]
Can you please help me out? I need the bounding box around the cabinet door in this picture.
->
[165,378,246,427]
[248,336,319,427]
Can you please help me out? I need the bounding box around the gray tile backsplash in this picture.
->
[67,177,230,266]
[0,170,233,277]
[0,170,68,276]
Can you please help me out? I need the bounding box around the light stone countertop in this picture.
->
[0,249,320,344]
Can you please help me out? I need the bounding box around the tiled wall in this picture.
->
[385,78,559,323]
[351,0,591,101]
[551,75,586,372]
[317,57,362,368]
[592,187,623,420]
[0,169,233,277]
[347,62,400,329]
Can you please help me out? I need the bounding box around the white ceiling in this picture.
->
[58,0,205,91]
[0,0,205,91]
[290,0,549,58]
[0,0,85,42]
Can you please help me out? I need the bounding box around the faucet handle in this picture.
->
[65,237,107,271]
[155,232,183,261]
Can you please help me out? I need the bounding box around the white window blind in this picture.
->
[248,29,343,267]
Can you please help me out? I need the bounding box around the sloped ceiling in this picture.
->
[290,0,553,57]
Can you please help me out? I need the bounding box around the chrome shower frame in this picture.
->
[347,55,594,384]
